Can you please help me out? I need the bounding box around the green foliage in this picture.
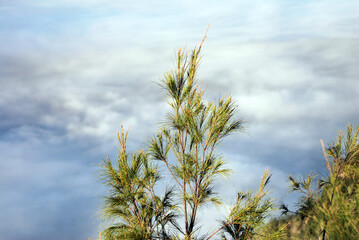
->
[99,127,179,239]
[98,38,255,239]
[280,125,359,239]
[315,125,359,239]
[216,169,286,240]
[149,40,244,239]
[98,37,353,240]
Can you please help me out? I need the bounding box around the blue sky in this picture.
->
[1,1,359,239]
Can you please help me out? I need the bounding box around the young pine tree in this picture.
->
[148,38,244,239]
[99,127,179,239]
[99,37,282,240]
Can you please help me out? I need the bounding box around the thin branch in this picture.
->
[321,139,332,175]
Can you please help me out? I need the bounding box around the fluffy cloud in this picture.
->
[1,0,358,239]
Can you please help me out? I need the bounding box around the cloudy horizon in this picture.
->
[1,1,359,239]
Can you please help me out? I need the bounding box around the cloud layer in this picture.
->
[1,1,358,239]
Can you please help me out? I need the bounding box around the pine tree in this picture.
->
[282,125,359,239]
[99,35,282,239]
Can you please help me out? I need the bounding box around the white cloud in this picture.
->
[1,0,359,239]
